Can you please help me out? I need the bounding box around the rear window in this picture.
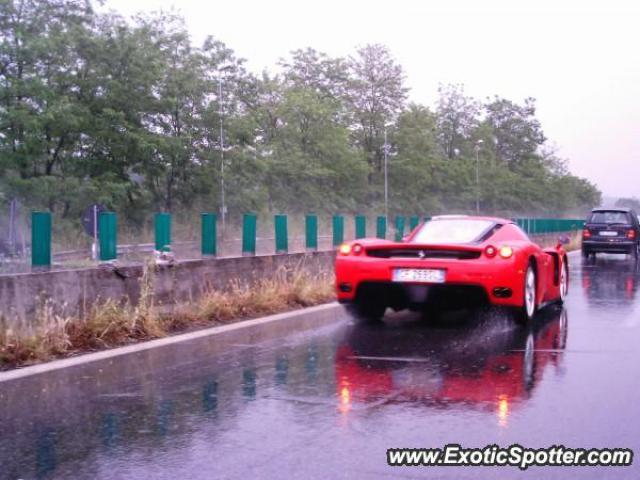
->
[411,219,496,244]
[589,211,631,224]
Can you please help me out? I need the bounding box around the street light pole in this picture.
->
[384,127,389,219]
[475,139,483,214]
[219,77,226,237]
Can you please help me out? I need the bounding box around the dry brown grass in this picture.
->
[0,263,335,370]
[536,231,581,252]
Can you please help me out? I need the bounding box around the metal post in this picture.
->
[474,139,483,215]
[201,213,217,256]
[219,78,226,238]
[8,198,16,254]
[394,216,405,242]
[384,127,388,219]
[274,214,288,254]
[305,215,318,251]
[92,204,98,260]
[31,211,51,267]
[242,213,257,256]
[332,215,344,247]
[475,146,480,214]
[355,215,366,239]
[155,213,172,252]
[376,216,387,239]
[99,212,117,261]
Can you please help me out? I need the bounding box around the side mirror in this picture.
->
[558,235,570,246]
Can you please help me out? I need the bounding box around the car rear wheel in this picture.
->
[581,248,590,260]
[558,260,568,304]
[515,263,537,324]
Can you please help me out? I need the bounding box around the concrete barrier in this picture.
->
[0,251,335,331]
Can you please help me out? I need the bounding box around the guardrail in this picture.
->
[17,212,586,269]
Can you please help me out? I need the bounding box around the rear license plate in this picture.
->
[392,268,445,283]
[600,231,618,236]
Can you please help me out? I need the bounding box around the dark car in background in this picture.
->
[582,207,640,260]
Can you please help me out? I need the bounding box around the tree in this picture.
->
[484,96,546,167]
[0,0,95,213]
[436,84,480,160]
[279,48,350,104]
[390,104,444,212]
[347,44,408,192]
[615,197,640,211]
[0,2,603,231]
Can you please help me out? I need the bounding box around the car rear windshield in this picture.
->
[589,211,631,224]
[411,219,496,244]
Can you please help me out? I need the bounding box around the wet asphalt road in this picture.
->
[1,252,640,479]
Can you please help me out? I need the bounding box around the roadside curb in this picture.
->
[0,302,345,384]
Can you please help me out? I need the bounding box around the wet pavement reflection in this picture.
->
[1,252,639,479]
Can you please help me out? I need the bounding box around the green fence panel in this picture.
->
[305,215,318,250]
[242,213,257,256]
[355,215,366,239]
[332,215,344,247]
[513,218,585,235]
[275,214,288,253]
[155,213,172,252]
[99,212,117,261]
[201,213,217,256]
[376,216,387,239]
[394,216,405,242]
[409,216,420,231]
[31,211,51,267]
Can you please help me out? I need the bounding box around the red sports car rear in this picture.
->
[335,215,568,322]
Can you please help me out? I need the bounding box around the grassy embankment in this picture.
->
[0,261,335,370]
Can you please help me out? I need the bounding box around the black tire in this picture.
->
[557,259,569,305]
[345,300,386,323]
[631,246,638,261]
[581,248,590,260]
[515,262,537,324]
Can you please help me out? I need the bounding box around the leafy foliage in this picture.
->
[0,1,601,232]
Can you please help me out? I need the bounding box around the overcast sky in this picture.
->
[102,0,640,199]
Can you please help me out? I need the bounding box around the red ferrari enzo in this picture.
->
[335,215,569,322]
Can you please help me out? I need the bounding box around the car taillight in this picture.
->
[498,246,514,259]
[338,243,352,255]
[352,243,363,255]
[484,245,497,258]
[627,229,636,240]
[583,229,592,238]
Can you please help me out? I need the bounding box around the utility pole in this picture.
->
[384,127,389,220]
[219,77,226,237]
[475,139,484,214]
